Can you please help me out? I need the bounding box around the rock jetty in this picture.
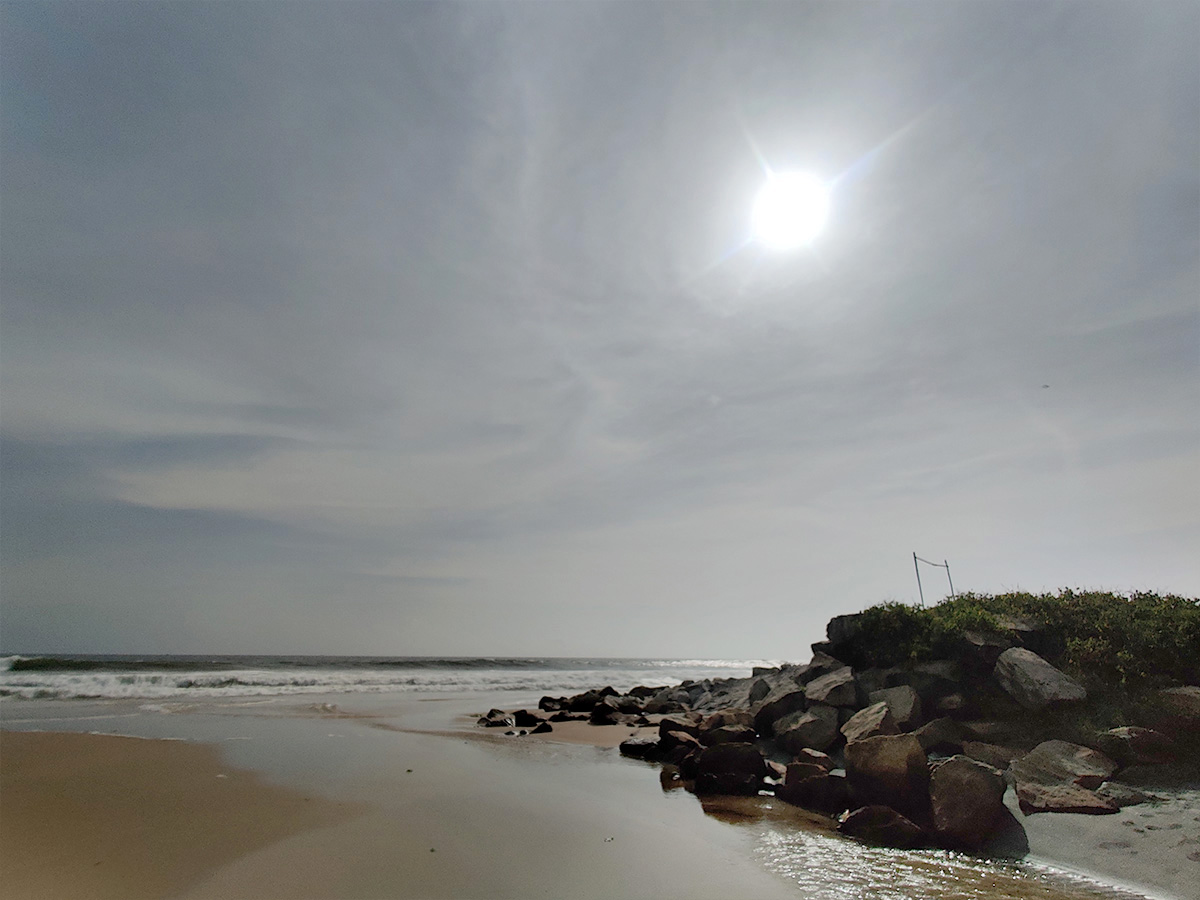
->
[480,609,1199,852]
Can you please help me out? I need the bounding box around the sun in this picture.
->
[751,171,830,250]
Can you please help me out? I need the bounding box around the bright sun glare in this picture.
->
[752,171,830,250]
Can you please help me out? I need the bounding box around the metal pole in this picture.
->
[944,560,956,599]
[913,552,925,607]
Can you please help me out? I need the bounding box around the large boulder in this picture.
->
[805,667,859,707]
[748,678,772,705]
[774,704,840,753]
[1009,740,1120,815]
[838,805,925,849]
[701,708,752,731]
[844,733,930,819]
[868,685,923,730]
[693,743,768,796]
[701,725,757,746]
[589,696,622,724]
[1010,740,1118,790]
[751,686,809,736]
[912,717,962,755]
[1094,726,1177,767]
[1155,686,1200,741]
[929,755,1006,849]
[658,715,701,741]
[777,771,851,815]
[795,748,835,771]
[962,741,1023,770]
[993,648,1086,711]
[619,737,662,760]
[907,661,963,701]
[840,702,899,744]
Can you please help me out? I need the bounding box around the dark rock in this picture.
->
[935,693,967,716]
[838,805,926,849]
[993,648,1086,711]
[841,702,900,744]
[1094,727,1177,767]
[765,759,788,781]
[868,685,923,729]
[774,704,839,754]
[913,718,962,754]
[701,725,757,746]
[783,762,829,782]
[589,696,622,725]
[798,652,849,685]
[661,730,704,756]
[619,736,662,760]
[614,695,644,714]
[548,711,586,722]
[962,741,1023,770]
[795,748,835,771]
[701,709,752,731]
[929,755,1006,849]
[958,630,1013,676]
[538,696,567,712]
[810,641,834,657]
[778,772,851,815]
[751,686,809,736]
[512,709,543,727]
[752,666,780,677]
[530,721,553,734]
[627,685,662,699]
[960,721,1018,744]
[805,667,858,707]
[748,678,772,705]
[1154,686,1200,740]
[694,743,768,796]
[1010,740,1118,790]
[479,709,514,727]
[1014,781,1118,815]
[844,733,930,819]
[658,715,701,741]
[907,661,963,700]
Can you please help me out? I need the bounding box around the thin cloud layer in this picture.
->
[1,2,1196,655]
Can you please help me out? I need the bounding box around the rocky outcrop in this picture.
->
[838,805,925,848]
[993,648,1087,711]
[929,755,1006,849]
[840,701,899,744]
[844,733,930,819]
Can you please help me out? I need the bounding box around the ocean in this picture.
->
[0,654,778,701]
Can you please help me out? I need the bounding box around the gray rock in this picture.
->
[1095,782,1151,808]
[1014,781,1119,815]
[841,702,900,744]
[748,677,771,705]
[962,741,1023,770]
[844,733,930,819]
[619,736,660,759]
[929,755,1006,849]
[1094,726,1177,766]
[694,743,768,796]
[805,666,858,707]
[751,686,809,736]
[1010,740,1118,790]
[701,725,757,746]
[868,685,923,729]
[993,648,1086,711]
[775,704,840,753]
[658,715,701,741]
[913,717,962,754]
[838,805,926,848]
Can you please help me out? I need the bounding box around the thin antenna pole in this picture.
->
[944,560,956,599]
[913,552,925,607]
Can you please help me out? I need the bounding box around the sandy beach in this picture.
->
[1,693,1195,900]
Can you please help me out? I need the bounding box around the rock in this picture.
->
[993,648,1086,711]
[694,743,768,796]
[913,718,962,754]
[960,721,1018,743]
[1155,686,1200,739]
[805,667,858,707]
[658,715,701,742]
[589,696,622,725]
[838,805,926,849]
[619,736,661,760]
[1014,781,1119,815]
[701,709,752,731]
[935,693,967,716]
[1010,740,1118,790]
[478,709,514,727]
[512,709,543,727]
[907,661,963,700]
[929,755,1006,849]
[765,759,788,780]
[748,678,772,705]
[869,685,923,729]
[661,730,704,756]
[783,762,829,782]
[841,702,900,744]
[962,741,1023,770]
[627,685,663,699]
[796,652,849,685]
[958,630,1013,676]
[1010,740,1120,815]
[777,772,851,815]
[751,686,809,736]
[701,725,757,746]
[844,733,930,819]
[530,721,553,734]
[538,696,567,712]
[795,748,835,771]
[1094,727,1177,766]
[614,694,644,714]
[774,704,840,753]
[1095,782,1150,808]
[548,711,586,722]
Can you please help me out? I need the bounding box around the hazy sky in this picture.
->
[1,1,1197,657]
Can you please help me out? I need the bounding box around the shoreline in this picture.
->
[2,693,1195,899]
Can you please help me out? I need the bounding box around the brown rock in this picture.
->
[774,704,839,753]
[913,717,962,754]
[751,686,809,736]
[962,741,1023,770]
[1095,726,1177,766]
[794,748,835,771]
[841,702,900,744]
[929,755,1006,849]
[1010,740,1118,790]
[844,733,930,819]
[869,685,923,729]
[838,805,926,848]
[701,725,757,746]
[1014,781,1118,815]
[777,772,851,815]
[805,666,859,707]
[694,743,768,796]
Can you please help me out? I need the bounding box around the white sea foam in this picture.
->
[0,658,777,701]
